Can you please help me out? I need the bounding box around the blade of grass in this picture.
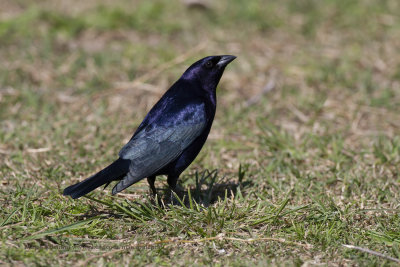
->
[0,207,22,227]
[23,216,103,240]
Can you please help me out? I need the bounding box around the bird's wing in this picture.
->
[112,103,206,194]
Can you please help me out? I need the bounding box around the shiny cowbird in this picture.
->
[63,55,236,199]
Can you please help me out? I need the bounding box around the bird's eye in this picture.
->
[205,60,213,69]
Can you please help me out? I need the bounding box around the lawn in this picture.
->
[1,0,400,266]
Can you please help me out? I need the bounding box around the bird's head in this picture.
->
[181,55,236,92]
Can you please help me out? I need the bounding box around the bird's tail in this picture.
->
[63,158,130,199]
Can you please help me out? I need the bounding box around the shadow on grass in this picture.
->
[160,169,253,207]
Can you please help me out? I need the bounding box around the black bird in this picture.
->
[63,55,236,199]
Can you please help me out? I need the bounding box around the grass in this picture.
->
[1,0,400,265]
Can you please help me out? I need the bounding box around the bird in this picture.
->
[63,55,236,199]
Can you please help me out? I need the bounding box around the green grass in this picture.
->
[1,0,400,265]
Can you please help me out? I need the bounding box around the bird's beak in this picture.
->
[217,55,236,68]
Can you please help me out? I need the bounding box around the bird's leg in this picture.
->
[167,175,181,204]
[147,176,157,196]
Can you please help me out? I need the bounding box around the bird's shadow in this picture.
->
[156,168,253,207]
